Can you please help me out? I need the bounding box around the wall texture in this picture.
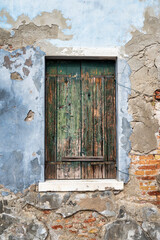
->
[0,0,160,239]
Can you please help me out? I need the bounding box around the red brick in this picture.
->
[43,210,51,214]
[138,165,157,170]
[145,170,158,175]
[148,191,160,196]
[51,225,63,230]
[140,186,149,190]
[139,155,154,160]
[149,186,157,190]
[146,160,160,164]
[84,218,96,223]
[69,229,77,233]
[65,225,72,228]
[135,170,145,176]
[138,176,156,180]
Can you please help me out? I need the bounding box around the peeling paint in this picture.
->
[0,9,72,50]
[11,71,23,80]
[24,110,35,121]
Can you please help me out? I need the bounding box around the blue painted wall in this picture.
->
[0,47,45,192]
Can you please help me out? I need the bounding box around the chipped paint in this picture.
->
[0,0,160,191]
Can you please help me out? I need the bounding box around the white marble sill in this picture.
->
[38,179,124,192]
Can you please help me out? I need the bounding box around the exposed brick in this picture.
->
[140,186,149,190]
[88,228,98,233]
[69,228,78,233]
[138,176,156,180]
[56,219,61,222]
[155,155,160,160]
[78,234,88,238]
[148,191,160,196]
[146,160,160,164]
[145,170,158,175]
[139,160,146,164]
[51,225,63,230]
[135,170,145,175]
[138,165,157,170]
[84,218,96,223]
[149,186,157,190]
[139,155,154,160]
[43,210,51,214]
[65,225,73,228]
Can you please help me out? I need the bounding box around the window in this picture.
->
[45,59,116,180]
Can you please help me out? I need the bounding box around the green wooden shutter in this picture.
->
[45,60,116,179]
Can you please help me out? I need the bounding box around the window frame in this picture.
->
[39,49,127,191]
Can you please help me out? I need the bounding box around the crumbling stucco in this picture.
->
[126,10,160,154]
[24,110,35,122]
[0,9,73,50]
[0,46,45,192]
[11,72,23,80]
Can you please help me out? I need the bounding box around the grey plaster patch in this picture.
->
[25,192,63,210]
[57,192,117,218]
[125,10,160,154]
[142,222,160,240]
[24,57,32,67]
[33,71,42,92]
[22,67,30,76]
[3,56,15,70]
[104,219,149,240]
[142,207,160,222]
[31,158,41,176]
[0,215,47,240]
[121,117,132,153]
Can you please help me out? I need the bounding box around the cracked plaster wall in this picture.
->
[126,9,160,154]
[0,0,160,190]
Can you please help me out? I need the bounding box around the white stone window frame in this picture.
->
[39,47,131,192]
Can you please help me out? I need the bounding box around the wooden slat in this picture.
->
[94,77,104,156]
[104,75,116,179]
[82,74,94,156]
[56,61,81,179]
[62,156,103,161]
[45,76,57,179]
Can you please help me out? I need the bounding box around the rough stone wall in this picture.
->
[0,184,160,240]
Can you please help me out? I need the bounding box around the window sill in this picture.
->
[38,179,124,192]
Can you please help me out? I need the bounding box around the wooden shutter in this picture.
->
[45,60,116,179]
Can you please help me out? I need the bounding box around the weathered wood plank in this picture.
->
[81,74,94,156]
[45,76,57,179]
[104,75,116,178]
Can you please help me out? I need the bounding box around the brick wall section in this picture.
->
[130,140,160,206]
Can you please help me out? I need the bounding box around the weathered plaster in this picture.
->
[126,9,160,154]
[0,0,159,191]
[0,46,45,192]
[0,9,72,50]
